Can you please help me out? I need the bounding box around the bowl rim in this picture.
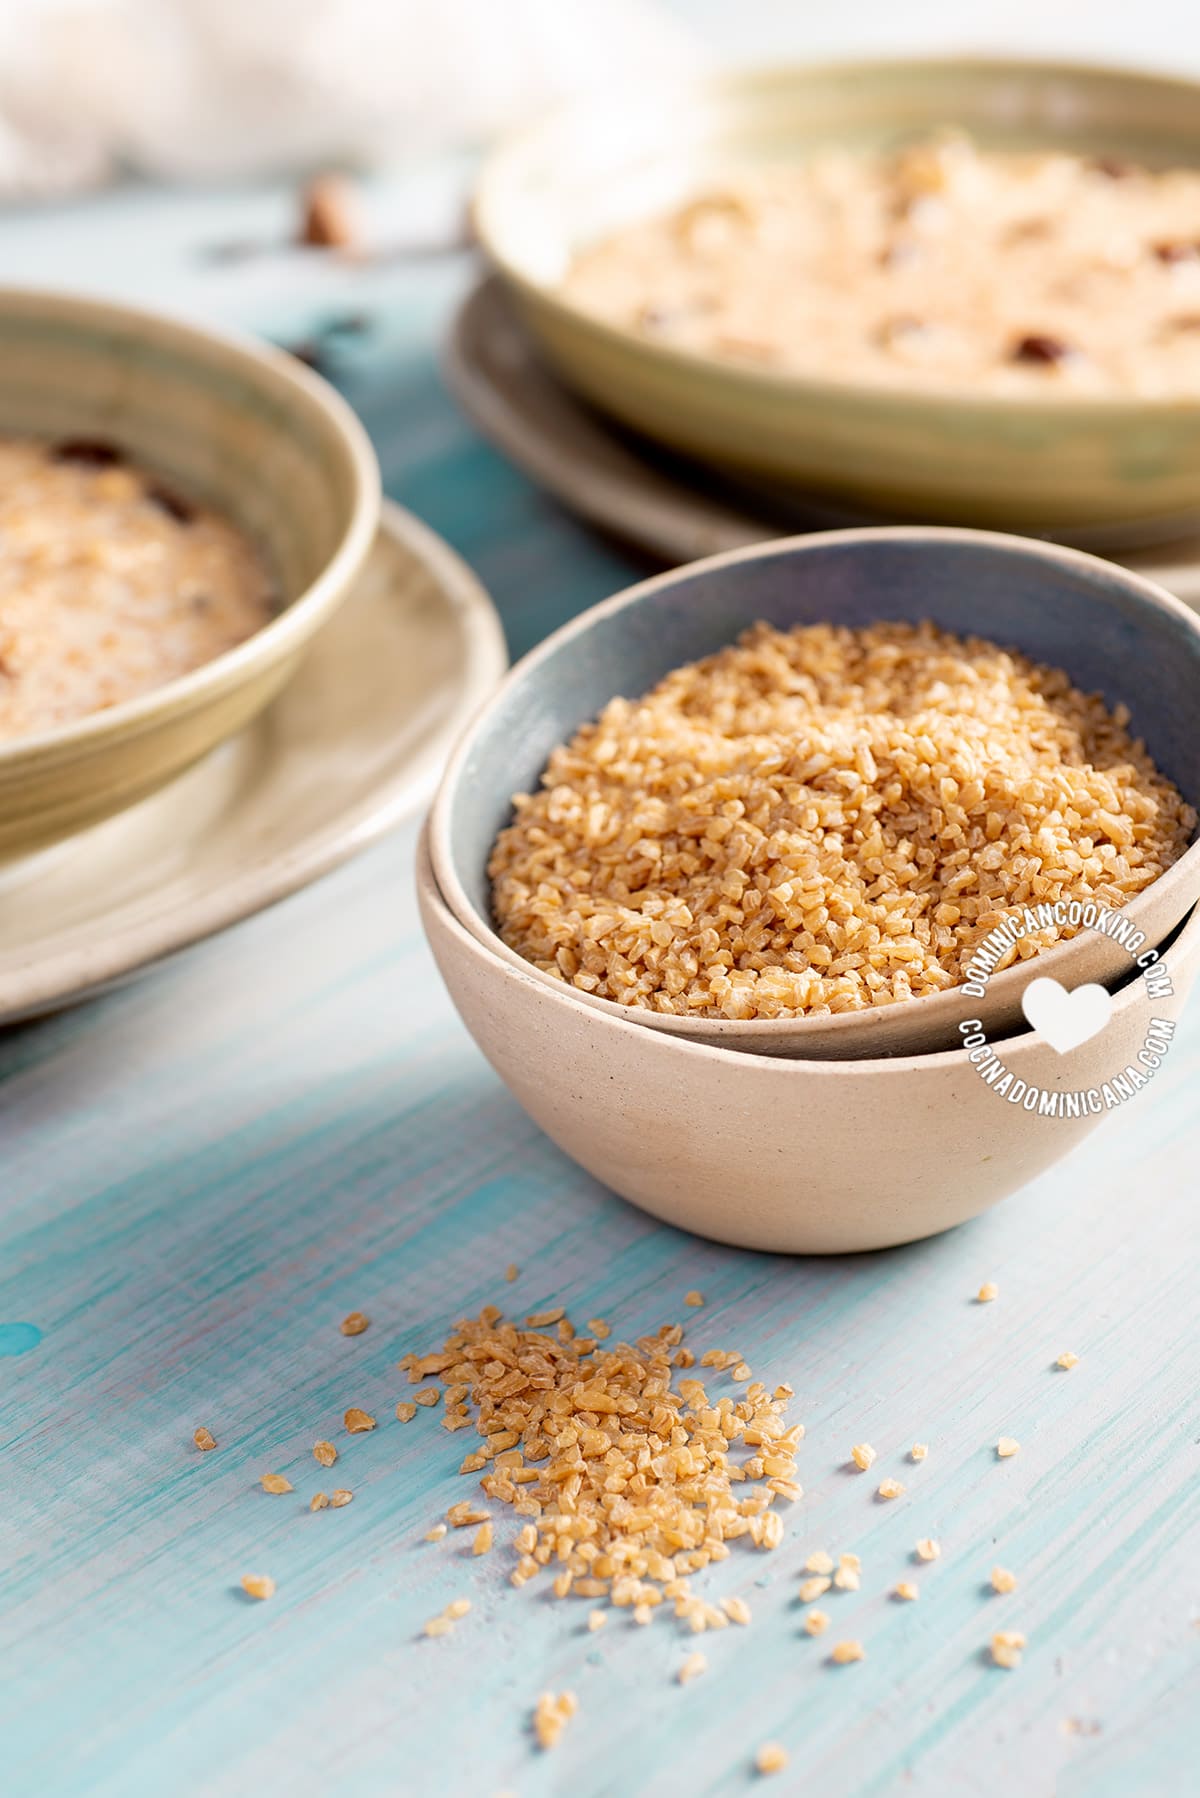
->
[0,285,381,768]
[474,52,1200,420]
[419,823,1200,1075]
[428,522,1200,1045]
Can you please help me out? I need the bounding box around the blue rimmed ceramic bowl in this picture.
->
[428,526,1200,1058]
[0,288,380,858]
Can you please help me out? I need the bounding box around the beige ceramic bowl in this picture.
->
[475,58,1200,533]
[0,289,380,859]
[429,528,1200,1060]
[420,830,1200,1253]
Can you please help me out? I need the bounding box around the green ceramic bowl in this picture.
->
[0,289,380,859]
[474,57,1200,533]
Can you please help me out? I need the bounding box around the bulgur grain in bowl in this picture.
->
[429,528,1200,1059]
[0,289,379,859]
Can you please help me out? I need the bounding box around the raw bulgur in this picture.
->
[489,621,1192,1019]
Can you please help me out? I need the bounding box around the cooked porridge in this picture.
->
[489,621,1195,1019]
[561,134,1200,396]
[0,437,276,740]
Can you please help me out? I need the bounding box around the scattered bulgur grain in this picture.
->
[774,1384,794,1401]
[460,1452,488,1474]
[722,1595,752,1625]
[1057,1351,1080,1370]
[313,1440,337,1467]
[977,1282,999,1303]
[894,1581,920,1601]
[425,1523,448,1542]
[525,1308,565,1327]
[910,1443,929,1462]
[850,1443,876,1471]
[678,1649,707,1683]
[473,1522,494,1556]
[732,1362,752,1381]
[991,1567,1018,1594]
[330,1488,353,1507]
[505,1264,519,1283]
[915,1539,941,1562]
[424,1616,453,1638]
[260,1473,293,1495]
[755,1742,789,1776]
[996,1437,1020,1459]
[839,1553,861,1573]
[413,1389,440,1409]
[992,1629,1026,1669]
[830,1639,866,1665]
[193,1426,216,1452]
[588,1609,607,1632]
[340,1311,370,1336]
[633,1602,653,1625]
[834,1567,860,1592]
[877,1478,905,1500]
[684,1291,705,1308]
[804,1608,831,1636]
[805,1551,834,1575]
[396,1402,417,1423]
[588,1318,611,1338]
[310,1493,329,1511]
[241,1574,275,1601]
[344,1407,376,1432]
[445,1598,472,1619]
[798,1576,831,1603]
[533,1691,576,1750]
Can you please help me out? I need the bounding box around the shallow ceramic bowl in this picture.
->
[429,528,1200,1060]
[420,832,1200,1252]
[0,289,380,858]
[475,58,1200,532]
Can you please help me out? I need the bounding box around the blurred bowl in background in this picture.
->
[0,288,380,860]
[475,58,1200,533]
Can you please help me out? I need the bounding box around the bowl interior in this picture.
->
[481,59,1200,294]
[436,529,1200,980]
[0,292,362,612]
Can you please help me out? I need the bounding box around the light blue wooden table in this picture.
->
[1,167,1198,1798]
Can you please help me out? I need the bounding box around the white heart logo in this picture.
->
[1020,976,1113,1054]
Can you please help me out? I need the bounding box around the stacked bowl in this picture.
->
[422,529,1200,1253]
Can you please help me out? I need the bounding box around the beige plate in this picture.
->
[446,274,1200,607]
[0,501,506,1025]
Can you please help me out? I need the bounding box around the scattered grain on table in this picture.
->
[343,1407,376,1432]
[1057,1351,1080,1370]
[831,1640,866,1664]
[877,1477,905,1500]
[330,1489,353,1507]
[313,1440,337,1467]
[850,1443,876,1471]
[992,1629,1026,1669]
[533,1691,577,1750]
[991,1567,1018,1594]
[340,1311,370,1336]
[260,1473,293,1495]
[804,1608,831,1636]
[755,1742,789,1776]
[241,1574,275,1601]
[894,1581,919,1601]
[396,1402,417,1422]
[678,1650,707,1683]
[910,1443,928,1461]
[915,1538,941,1562]
[193,1426,216,1452]
[977,1282,999,1303]
[996,1437,1020,1459]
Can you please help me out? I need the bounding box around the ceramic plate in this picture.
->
[0,500,507,1024]
[446,276,1200,609]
